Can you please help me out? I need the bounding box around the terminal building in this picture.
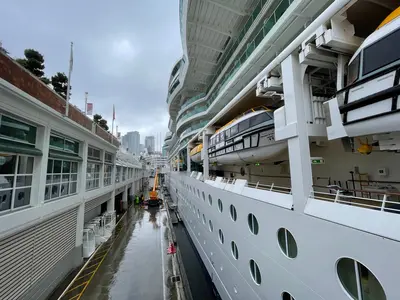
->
[0,52,146,300]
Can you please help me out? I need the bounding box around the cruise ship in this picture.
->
[164,0,400,299]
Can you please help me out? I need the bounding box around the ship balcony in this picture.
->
[307,185,400,242]
[325,67,400,140]
[177,93,207,120]
[176,104,209,135]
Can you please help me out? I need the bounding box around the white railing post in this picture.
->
[270,183,274,191]
[381,194,387,211]
[255,181,259,189]
[334,190,340,203]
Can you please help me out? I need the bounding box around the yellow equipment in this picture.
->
[147,169,161,206]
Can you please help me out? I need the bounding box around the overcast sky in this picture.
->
[1,0,181,146]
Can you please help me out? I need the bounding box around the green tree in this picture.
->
[93,114,109,131]
[99,119,109,131]
[51,72,69,99]
[16,48,50,84]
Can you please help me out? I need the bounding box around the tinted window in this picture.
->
[220,132,225,141]
[250,113,271,127]
[363,28,400,76]
[231,125,238,135]
[238,119,250,132]
[225,128,231,138]
[347,54,360,86]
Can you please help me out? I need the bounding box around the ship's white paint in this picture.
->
[169,172,400,300]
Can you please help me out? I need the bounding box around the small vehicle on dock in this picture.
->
[144,169,162,207]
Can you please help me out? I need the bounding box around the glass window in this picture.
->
[0,115,36,144]
[105,152,113,163]
[225,129,231,139]
[363,28,400,76]
[104,164,113,186]
[45,159,78,201]
[0,154,34,211]
[248,213,259,235]
[231,241,239,260]
[234,143,243,151]
[230,204,237,221]
[250,112,271,127]
[86,162,101,190]
[219,132,225,142]
[208,194,212,206]
[88,146,101,161]
[231,125,238,136]
[337,258,386,300]
[251,134,259,147]
[348,54,360,86]
[278,228,298,258]
[219,229,224,244]
[244,137,251,149]
[218,198,223,212]
[239,119,250,132]
[216,134,220,143]
[115,166,121,183]
[250,259,261,285]
[122,167,127,181]
[50,134,79,154]
[282,292,295,300]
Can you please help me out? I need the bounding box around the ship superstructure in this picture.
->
[165,0,400,299]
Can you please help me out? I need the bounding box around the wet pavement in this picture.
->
[81,204,173,300]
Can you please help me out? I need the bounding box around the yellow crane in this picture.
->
[147,168,161,206]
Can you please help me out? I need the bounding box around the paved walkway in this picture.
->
[81,203,172,300]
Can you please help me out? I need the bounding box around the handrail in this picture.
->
[311,185,400,213]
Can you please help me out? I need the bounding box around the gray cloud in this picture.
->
[1,0,182,144]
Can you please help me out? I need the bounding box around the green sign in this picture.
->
[311,158,325,164]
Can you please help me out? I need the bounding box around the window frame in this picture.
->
[0,154,34,213]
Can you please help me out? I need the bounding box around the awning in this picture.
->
[48,149,83,161]
[0,140,42,156]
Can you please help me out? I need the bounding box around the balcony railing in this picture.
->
[206,0,294,106]
[178,103,209,125]
[310,185,400,214]
[180,93,206,112]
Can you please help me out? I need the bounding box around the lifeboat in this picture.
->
[190,144,202,163]
[327,7,400,139]
[208,107,287,165]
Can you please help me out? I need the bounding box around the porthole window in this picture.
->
[197,189,200,198]
[218,229,224,244]
[197,209,200,218]
[218,199,223,212]
[208,194,213,206]
[202,191,205,201]
[231,241,239,260]
[249,259,261,285]
[282,292,295,300]
[230,204,237,221]
[209,219,214,232]
[248,213,259,235]
[202,214,206,224]
[337,258,386,300]
[277,228,297,258]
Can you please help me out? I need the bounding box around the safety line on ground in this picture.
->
[57,210,128,300]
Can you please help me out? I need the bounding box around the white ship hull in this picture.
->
[190,152,202,163]
[169,172,400,300]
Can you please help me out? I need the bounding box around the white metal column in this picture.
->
[187,145,192,174]
[76,140,88,247]
[202,130,209,180]
[282,54,313,211]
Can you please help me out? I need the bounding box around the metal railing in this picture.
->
[310,185,400,214]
